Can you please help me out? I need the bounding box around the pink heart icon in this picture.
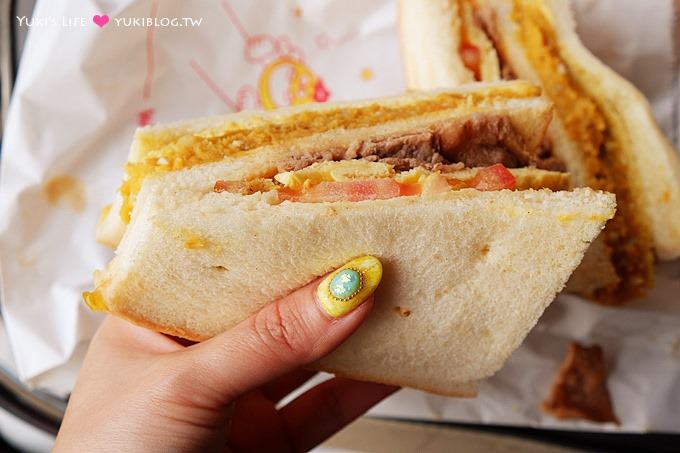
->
[93,14,109,28]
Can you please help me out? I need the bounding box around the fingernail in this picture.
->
[317,256,382,318]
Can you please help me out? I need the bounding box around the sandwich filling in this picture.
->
[453,0,653,301]
[119,83,542,224]
[275,114,563,173]
[212,160,570,206]
[214,161,518,204]
[208,112,566,204]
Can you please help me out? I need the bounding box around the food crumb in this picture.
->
[394,306,411,317]
[542,342,619,424]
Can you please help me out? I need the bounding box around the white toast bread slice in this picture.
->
[90,180,615,396]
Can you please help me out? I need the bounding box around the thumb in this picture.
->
[185,255,382,405]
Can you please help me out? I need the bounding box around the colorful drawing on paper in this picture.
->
[315,27,359,50]
[360,67,374,81]
[137,0,159,126]
[190,1,330,112]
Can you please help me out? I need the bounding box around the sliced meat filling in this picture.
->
[277,115,565,173]
[472,5,517,80]
[452,5,564,177]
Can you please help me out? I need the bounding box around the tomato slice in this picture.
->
[398,182,422,196]
[275,164,515,203]
[277,187,300,201]
[469,164,516,191]
[447,178,470,190]
[214,180,243,193]
[460,42,481,81]
[279,179,402,203]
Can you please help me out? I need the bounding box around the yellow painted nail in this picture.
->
[317,256,382,318]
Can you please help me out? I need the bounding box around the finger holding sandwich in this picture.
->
[194,255,383,402]
[57,257,396,452]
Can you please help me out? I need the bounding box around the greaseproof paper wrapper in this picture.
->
[0,0,678,431]
[0,0,406,393]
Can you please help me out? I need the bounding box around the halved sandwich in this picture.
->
[399,0,680,304]
[87,82,616,396]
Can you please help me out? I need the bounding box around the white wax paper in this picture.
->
[0,0,678,432]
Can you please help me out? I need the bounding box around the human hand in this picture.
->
[55,256,396,452]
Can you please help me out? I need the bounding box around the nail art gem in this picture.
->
[329,269,363,300]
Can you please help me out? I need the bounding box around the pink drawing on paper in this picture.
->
[190,1,331,112]
[137,0,159,126]
[314,27,359,50]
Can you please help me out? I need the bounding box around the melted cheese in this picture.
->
[275,161,395,190]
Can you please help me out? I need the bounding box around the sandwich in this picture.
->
[398,0,680,304]
[88,81,616,395]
